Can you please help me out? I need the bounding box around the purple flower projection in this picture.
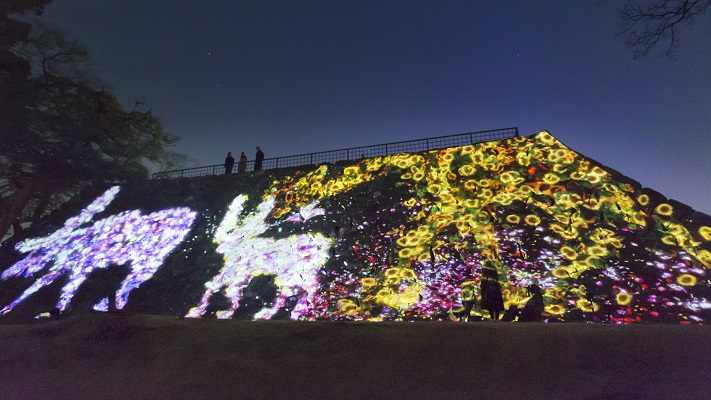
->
[0,186,198,315]
[186,194,333,320]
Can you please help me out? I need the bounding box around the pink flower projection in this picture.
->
[0,186,198,315]
[186,194,333,320]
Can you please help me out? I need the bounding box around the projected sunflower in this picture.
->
[252,131,711,323]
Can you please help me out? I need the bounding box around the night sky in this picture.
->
[42,1,710,215]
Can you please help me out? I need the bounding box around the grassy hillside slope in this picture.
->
[1,132,710,324]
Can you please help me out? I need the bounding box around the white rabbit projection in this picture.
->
[0,186,198,315]
[186,194,333,320]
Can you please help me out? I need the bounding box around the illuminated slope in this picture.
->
[254,131,711,323]
[1,131,710,323]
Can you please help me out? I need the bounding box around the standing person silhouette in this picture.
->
[480,260,505,321]
[255,146,264,171]
[224,152,235,174]
[238,152,247,174]
[454,264,477,321]
[454,281,477,321]
[519,284,545,322]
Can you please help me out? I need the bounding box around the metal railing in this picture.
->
[151,127,519,179]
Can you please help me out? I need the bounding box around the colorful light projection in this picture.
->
[186,195,333,319]
[256,131,711,323]
[0,186,198,315]
[2,131,709,324]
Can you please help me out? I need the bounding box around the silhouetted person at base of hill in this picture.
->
[255,146,264,171]
[238,152,247,174]
[106,264,128,313]
[520,284,545,322]
[108,290,117,312]
[457,300,476,321]
[480,266,504,321]
[501,305,519,322]
[454,281,477,321]
[224,152,235,174]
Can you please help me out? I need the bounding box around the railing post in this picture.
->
[426,139,429,150]
[310,154,313,164]
[385,144,388,155]
[276,158,278,169]
[515,127,519,137]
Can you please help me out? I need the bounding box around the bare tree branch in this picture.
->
[618,0,711,58]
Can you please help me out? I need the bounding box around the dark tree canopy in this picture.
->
[1,7,181,241]
[1,1,52,164]
[619,0,711,58]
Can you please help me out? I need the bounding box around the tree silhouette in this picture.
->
[1,20,180,241]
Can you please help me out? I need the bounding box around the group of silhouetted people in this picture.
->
[224,147,264,174]
[454,257,545,322]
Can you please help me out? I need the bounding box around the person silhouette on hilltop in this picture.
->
[238,152,247,174]
[224,152,235,174]
[255,146,264,171]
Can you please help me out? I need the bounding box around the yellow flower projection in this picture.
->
[375,285,423,310]
[525,215,541,226]
[676,274,697,287]
[338,299,360,315]
[637,194,650,206]
[506,215,521,224]
[543,173,561,185]
[560,246,578,261]
[616,293,633,306]
[576,299,599,312]
[459,165,475,176]
[361,277,378,288]
[695,250,711,267]
[699,226,711,241]
[546,304,566,315]
[245,131,711,323]
[655,203,674,216]
[551,268,571,279]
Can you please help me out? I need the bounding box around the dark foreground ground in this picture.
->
[1,313,710,400]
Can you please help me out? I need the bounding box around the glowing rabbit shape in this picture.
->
[186,194,332,320]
